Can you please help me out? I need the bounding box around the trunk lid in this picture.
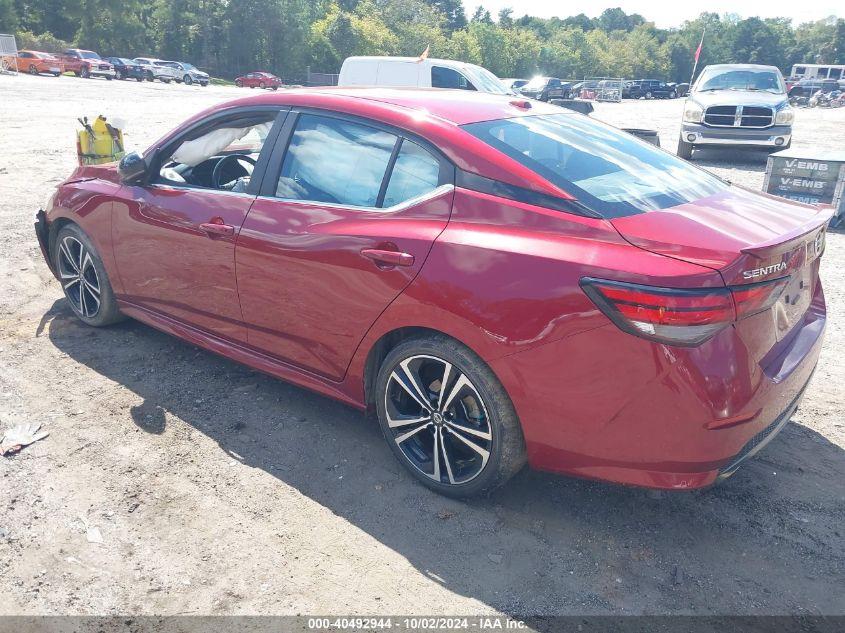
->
[610,187,830,285]
[610,187,831,348]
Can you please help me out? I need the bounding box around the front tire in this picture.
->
[80,66,90,79]
[677,136,694,160]
[375,335,526,498]
[29,64,38,75]
[53,224,123,327]
[183,74,192,85]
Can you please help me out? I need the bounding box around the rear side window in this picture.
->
[276,114,397,207]
[383,140,442,207]
[432,66,474,90]
[463,113,727,217]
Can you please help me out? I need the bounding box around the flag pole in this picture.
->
[690,26,706,86]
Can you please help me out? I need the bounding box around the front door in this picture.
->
[113,108,283,343]
[236,111,454,379]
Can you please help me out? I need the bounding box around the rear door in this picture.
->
[236,110,454,379]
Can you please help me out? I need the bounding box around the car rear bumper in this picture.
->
[682,123,792,147]
[490,282,826,490]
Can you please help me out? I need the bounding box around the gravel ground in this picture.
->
[0,74,843,617]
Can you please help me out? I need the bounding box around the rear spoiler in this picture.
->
[740,206,834,259]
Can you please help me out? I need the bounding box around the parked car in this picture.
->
[338,56,510,94]
[172,61,209,86]
[132,57,178,83]
[501,78,528,92]
[104,57,145,81]
[673,82,690,97]
[518,76,572,101]
[9,50,64,76]
[35,89,829,497]
[623,79,676,99]
[679,64,793,159]
[235,71,283,90]
[132,57,157,81]
[788,78,841,98]
[59,49,114,79]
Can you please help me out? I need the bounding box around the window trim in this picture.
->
[258,107,455,209]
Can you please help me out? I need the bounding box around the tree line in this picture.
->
[2,0,844,83]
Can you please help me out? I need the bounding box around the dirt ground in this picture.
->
[0,74,843,618]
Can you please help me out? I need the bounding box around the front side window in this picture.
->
[432,66,474,91]
[463,113,727,217]
[156,112,276,191]
[276,114,396,207]
[382,140,442,207]
[80,51,100,59]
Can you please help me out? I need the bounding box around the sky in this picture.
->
[473,1,842,29]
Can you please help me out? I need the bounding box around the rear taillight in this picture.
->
[581,277,787,346]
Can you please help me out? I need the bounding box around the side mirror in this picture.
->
[118,151,148,183]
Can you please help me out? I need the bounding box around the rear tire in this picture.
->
[52,224,124,327]
[677,137,694,160]
[375,335,527,498]
[235,79,243,87]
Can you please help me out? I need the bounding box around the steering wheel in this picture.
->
[211,154,257,189]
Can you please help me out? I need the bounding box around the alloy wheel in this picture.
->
[57,235,101,318]
[29,64,38,75]
[384,354,493,485]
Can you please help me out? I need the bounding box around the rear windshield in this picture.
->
[462,113,727,217]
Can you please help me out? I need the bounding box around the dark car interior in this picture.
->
[155,114,274,192]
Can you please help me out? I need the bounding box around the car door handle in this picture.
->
[361,248,415,267]
[200,221,234,237]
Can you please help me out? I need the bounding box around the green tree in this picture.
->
[0,0,18,32]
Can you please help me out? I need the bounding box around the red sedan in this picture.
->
[235,71,282,90]
[35,89,829,497]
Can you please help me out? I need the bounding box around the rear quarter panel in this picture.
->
[345,188,722,403]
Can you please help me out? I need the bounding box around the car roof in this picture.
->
[219,87,565,126]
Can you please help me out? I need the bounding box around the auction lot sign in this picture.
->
[763,149,845,226]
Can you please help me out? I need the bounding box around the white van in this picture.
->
[338,56,511,94]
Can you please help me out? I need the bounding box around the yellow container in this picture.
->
[77,116,125,165]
